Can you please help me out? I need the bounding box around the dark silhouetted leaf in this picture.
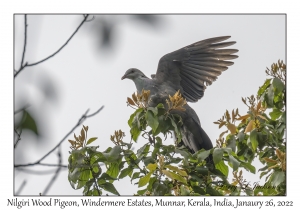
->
[18,110,38,135]
[99,182,120,195]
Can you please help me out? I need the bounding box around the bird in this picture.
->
[121,36,238,155]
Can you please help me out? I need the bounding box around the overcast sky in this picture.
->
[12,14,286,196]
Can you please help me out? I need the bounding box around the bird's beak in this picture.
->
[121,74,127,80]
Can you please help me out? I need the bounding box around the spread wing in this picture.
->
[155,36,238,102]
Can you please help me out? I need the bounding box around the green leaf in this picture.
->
[206,185,223,196]
[170,118,181,141]
[151,147,159,159]
[240,162,256,174]
[137,188,148,195]
[226,135,236,152]
[195,167,209,176]
[156,103,165,109]
[162,170,187,184]
[165,165,187,176]
[250,129,258,151]
[86,137,98,145]
[152,181,169,195]
[68,168,81,183]
[143,156,156,166]
[192,186,206,195]
[237,132,245,142]
[99,182,120,195]
[260,171,270,179]
[269,108,282,120]
[153,115,171,135]
[215,160,229,177]
[196,150,210,161]
[180,185,190,195]
[280,111,286,124]
[147,107,158,116]
[138,172,152,187]
[146,163,157,172]
[270,171,285,187]
[155,136,162,146]
[137,144,150,158]
[147,177,157,191]
[258,79,271,96]
[266,85,274,107]
[130,123,141,142]
[228,155,240,171]
[99,173,117,181]
[102,146,122,162]
[106,163,119,178]
[17,110,38,135]
[128,108,144,127]
[118,167,133,179]
[76,180,87,189]
[175,148,191,159]
[146,110,159,132]
[213,148,224,164]
[92,188,100,196]
[161,145,175,155]
[131,172,140,180]
[79,169,91,181]
[272,77,285,94]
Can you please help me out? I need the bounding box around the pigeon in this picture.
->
[121,36,238,154]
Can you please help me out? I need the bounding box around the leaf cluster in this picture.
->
[213,60,286,195]
[68,60,286,196]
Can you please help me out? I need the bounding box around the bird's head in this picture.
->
[121,68,147,81]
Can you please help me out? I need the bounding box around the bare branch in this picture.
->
[38,163,67,168]
[15,180,27,195]
[20,15,27,69]
[14,104,30,115]
[14,129,22,148]
[14,105,104,168]
[14,14,90,78]
[16,167,66,175]
[42,147,62,195]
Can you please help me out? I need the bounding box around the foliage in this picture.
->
[68,60,286,196]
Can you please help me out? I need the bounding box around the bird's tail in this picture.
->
[178,124,214,165]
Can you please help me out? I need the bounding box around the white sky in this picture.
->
[1,0,299,203]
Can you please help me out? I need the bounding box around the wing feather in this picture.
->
[155,36,238,102]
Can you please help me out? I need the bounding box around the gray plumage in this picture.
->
[121,36,238,154]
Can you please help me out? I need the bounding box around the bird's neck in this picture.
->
[133,77,148,94]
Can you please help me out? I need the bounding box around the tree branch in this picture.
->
[14,129,22,148]
[38,163,67,168]
[15,180,27,195]
[42,147,62,195]
[14,14,90,78]
[16,167,66,175]
[14,105,104,168]
[20,15,27,69]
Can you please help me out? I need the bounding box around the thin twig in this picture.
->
[15,180,27,195]
[16,167,66,175]
[14,14,90,78]
[43,147,62,195]
[38,163,67,167]
[14,106,104,168]
[20,15,27,69]
[14,129,23,148]
[14,104,30,115]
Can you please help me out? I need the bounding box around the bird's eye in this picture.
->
[131,70,134,73]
